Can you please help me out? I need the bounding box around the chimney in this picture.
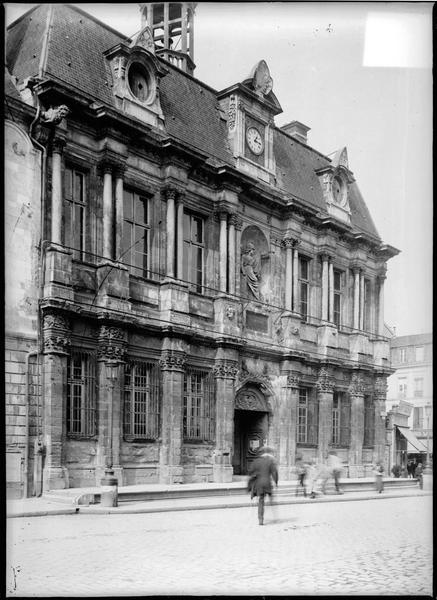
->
[280,120,311,145]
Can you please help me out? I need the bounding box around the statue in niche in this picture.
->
[241,242,261,299]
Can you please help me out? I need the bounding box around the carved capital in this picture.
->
[51,137,66,154]
[228,213,239,228]
[43,312,71,355]
[234,216,243,231]
[97,325,126,362]
[282,237,294,250]
[163,186,177,202]
[159,350,187,371]
[287,374,301,389]
[316,367,334,393]
[214,360,239,379]
[348,372,365,397]
[374,376,388,399]
[114,164,127,179]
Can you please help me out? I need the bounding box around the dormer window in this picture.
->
[128,63,151,103]
[332,175,347,207]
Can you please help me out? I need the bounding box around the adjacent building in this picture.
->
[5,3,399,498]
[386,333,433,470]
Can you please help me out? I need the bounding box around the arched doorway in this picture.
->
[232,386,271,475]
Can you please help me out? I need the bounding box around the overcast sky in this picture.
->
[5,2,433,337]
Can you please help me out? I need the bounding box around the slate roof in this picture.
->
[6,3,381,240]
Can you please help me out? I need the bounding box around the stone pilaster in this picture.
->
[42,312,71,491]
[292,241,300,313]
[316,367,334,461]
[164,186,177,278]
[101,162,114,260]
[234,217,243,295]
[353,268,360,330]
[278,374,299,480]
[50,137,66,246]
[374,375,388,463]
[283,238,293,311]
[159,348,187,483]
[96,325,126,483]
[348,372,365,476]
[377,273,386,337]
[213,358,239,482]
[218,210,228,293]
[176,192,185,280]
[228,214,238,295]
[321,254,329,321]
[114,164,126,261]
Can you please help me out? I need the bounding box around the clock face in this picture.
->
[246,126,264,155]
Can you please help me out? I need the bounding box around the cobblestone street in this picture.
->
[7,495,433,596]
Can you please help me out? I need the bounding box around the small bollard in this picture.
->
[100,470,118,507]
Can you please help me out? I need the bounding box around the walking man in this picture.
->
[247,446,278,525]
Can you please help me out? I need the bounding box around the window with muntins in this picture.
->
[296,387,318,444]
[414,377,424,398]
[66,351,96,437]
[333,269,342,327]
[64,167,86,259]
[399,347,407,363]
[299,257,309,320]
[122,190,150,277]
[123,360,161,441]
[183,369,215,441]
[183,212,204,293]
[363,395,375,446]
[398,379,407,399]
[332,392,350,446]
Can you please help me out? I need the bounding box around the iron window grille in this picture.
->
[332,392,350,446]
[183,212,204,294]
[64,167,86,260]
[183,368,215,442]
[123,360,161,441]
[363,395,375,447]
[297,387,318,445]
[122,190,150,278]
[66,351,97,437]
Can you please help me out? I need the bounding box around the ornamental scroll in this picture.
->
[159,350,187,371]
[316,367,334,393]
[348,373,365,397]
[214,360,239,379]
[97,325,126,362]
[43,312,71,355]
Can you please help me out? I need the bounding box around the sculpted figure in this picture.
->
[241,242,261,299]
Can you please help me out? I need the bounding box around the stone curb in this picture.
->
[7,490,430,518]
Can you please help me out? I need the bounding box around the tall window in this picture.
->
[122,190,150,277]
[398,378,407,399]
[414,377,424,398]
[296,387,318,444]
[333,270,342,327]
[332,392,350,446]
[66,351,96,437]
[399,347,407,363]
[123,360,160,441]
[183,212,204,293]
[363,279,371,332]
[363,395,374,447]
[183,369,215,441]
[413,406,423,429]
[415,346,425,362]
[299,257,309,320]
[64,167,86,258]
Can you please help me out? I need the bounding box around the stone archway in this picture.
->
[232,386,272,475]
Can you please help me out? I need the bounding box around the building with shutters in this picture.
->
[5,3,399,498]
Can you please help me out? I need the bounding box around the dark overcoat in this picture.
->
[248,453,279,497]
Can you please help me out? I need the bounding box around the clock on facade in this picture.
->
[246,126,264,155]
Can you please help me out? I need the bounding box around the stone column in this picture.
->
[292,243,299,313]
[102,163,113,259]
[159,348,186,483]
[228,215,237,295]
[374,376,388,463]
[42,312,71,491]
[165,187,176,278]
[316,367,334,462]
[278,374,299,480]
[234,217,243,295]
[114,166,125,261]
[348,373,365,476]
[50,138,66,246]
[219,211,228,293]
[321,255,329,321]
[353,268,360,330]
[213,359,239,482]
[176,193,185,280]
[283,238,293,311]
[96,325,126,483]
[328,260,334,323]
[359,272,365,331]
[377,275,386,336]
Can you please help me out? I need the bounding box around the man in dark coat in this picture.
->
[247,446,278,525]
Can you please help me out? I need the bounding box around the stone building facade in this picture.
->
[5,3,399,497]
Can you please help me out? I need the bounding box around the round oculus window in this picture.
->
[128,63,150,103]
[332,176,346,206]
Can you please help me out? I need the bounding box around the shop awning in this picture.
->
[396,426,428,453]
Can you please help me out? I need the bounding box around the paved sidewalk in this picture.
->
[7,484,429,518]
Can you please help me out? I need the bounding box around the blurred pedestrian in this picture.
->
[321,450,344,494]
[373,461,384,493]
[247,446,278,525]
[295,455,306,497]
[305,458,320,499]
[407,460,414,478]
[401,464,408,478]
[415,462,423,489]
